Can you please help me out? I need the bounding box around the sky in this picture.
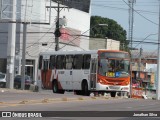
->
[91,0,159,53]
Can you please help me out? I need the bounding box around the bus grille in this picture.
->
[109,86,120,90]
[107,79,124,83]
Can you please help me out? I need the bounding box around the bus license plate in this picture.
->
[107,72,115,77]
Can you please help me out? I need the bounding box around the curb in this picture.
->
[0,96,126,105]
[0,88,33,93]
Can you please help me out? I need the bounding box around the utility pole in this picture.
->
[55,1,60,51]
[6,0,17,89]
[138,48,142,79]
[21,23,27,90]
[21,0,28,90]
[46,1,69,51]
[156,0,160,100]
[128,0,136,98]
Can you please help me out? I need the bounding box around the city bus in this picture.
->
[37,49,130,97]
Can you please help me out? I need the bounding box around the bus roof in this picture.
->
[39,49,128,56]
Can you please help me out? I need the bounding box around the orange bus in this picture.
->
[37,49,130,97]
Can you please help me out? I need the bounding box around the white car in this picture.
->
[0,72,6,88]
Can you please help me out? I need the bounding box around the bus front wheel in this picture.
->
[82,81,90,96]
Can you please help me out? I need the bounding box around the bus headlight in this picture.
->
[125,81,129,85]
[98,79,106,84]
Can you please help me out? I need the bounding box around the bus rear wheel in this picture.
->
[110,92,116,97]
[59,90,65,94]
[52,81,58,93]
[75,90,82,95]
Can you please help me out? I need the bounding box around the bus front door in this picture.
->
[42,59,49,88]
[90,58,97,90]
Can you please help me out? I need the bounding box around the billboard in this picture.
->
[59,27,81,47]
[0,0,50,23]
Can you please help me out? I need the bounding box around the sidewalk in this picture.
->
[0,88,31,93]
[146,90,156,99]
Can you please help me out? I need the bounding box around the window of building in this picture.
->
[49,55,56,69]
[83,54,91,69]
[73,55,83,69]
[66,55,73,69]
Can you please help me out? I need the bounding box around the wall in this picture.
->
[89,38,120,50]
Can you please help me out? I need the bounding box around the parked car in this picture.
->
[14,75,33,89]
[0,72,6,88]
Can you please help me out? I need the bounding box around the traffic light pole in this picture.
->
[46,1,69,51]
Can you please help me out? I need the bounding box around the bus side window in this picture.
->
[56,55,66,69]
[83,54,91,69]
[38,55,43,69]
[49,55,56,69]
[43,60,49,70]
[73,55,83,69]
[66,55,73,69]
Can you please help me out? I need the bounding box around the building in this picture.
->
[0,0,91,81]
[89,38,120,50]
[131,50,158,90]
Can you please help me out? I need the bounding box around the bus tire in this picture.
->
[82,81,90,96]
[59,90,65,94]
[110,92,116,97]
[52,81,59,93]
[75,90,82,95]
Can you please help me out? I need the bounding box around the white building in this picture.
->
[145,63,157,90]
[0,0,91,81]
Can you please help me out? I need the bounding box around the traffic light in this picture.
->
[54,29,61,37]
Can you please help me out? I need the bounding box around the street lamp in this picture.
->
[90,24,108,38]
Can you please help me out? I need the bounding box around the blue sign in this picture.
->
[115,72,121,77]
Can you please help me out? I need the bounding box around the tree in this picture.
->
[90,16,129,51]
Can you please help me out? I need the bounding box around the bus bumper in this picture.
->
[96,83,130,92]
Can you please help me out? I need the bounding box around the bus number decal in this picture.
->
[58,71,65,74]
[107,72,115,77]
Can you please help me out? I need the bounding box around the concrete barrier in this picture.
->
[29,84,39,92]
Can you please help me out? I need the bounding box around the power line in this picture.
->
[26,24,55,49]
[133,33,158,48]
[91,3,158,14]
[122,0,158,25]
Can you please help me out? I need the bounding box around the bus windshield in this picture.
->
[98,58,130,77]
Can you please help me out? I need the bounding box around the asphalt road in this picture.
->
[0,88,160,120]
